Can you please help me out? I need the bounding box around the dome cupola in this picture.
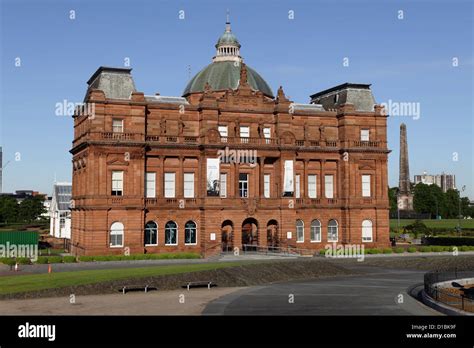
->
[182,15,274,98]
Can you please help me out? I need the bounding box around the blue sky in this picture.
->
[1,0,473,198]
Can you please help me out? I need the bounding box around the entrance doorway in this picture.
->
[221,220,234,252]
[267,219,279,250]
[242,218,258,251]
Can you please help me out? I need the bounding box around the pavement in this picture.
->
[0,287,244,315]
[2,251,472,276]
[203,266,441,316]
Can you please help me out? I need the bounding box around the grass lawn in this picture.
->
[0,262,248,295]
[390,219,474,229]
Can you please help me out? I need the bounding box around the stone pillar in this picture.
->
[320,159,325,198]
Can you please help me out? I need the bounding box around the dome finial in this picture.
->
[226,9,231,32]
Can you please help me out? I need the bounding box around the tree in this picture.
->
[444,189,460,219]
[404,219,430,238]
[18,196,46,222]
[413,183,445,218]
[460,197,471,217]
[388,187,398,215]
[0,196,19,223]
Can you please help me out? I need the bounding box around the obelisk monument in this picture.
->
[397,123,413,210]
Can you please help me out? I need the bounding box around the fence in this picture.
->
[424,269,474,312]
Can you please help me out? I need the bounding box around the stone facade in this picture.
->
[70,24,391,257]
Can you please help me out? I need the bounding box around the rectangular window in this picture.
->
[360,129,370,141]
[239,173,248,198]
[145,172,156,198]
[184,173,194,198]
[112,119,124,133]
[362,175,371,197]
[218,125,228,142]
[111,171,123,196]
[264,174,270,198]
[263,127,271,143]
[325,175,334,199]
[220,173,227,198]
[240,126,249,143]
[295,175,301,198]
[164,172,176,198]
[308,175,317,198]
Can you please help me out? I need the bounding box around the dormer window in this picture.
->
[361,129,370,141]
[112,119,123,133]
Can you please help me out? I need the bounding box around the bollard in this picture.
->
[14,263,19,272]
[48,264,52,274]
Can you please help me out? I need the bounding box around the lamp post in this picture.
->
[457,185,466,236]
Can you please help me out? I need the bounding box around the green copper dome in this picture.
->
[216,31,241,48]
[182,61,274,98]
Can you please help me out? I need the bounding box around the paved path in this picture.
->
[203,266,440,315]
[0,287,244,315]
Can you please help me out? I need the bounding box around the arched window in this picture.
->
[296,220,304,243]
[185,221,197,245]
[310,220,321,242]
[328,219,338,242]
[144,221,157,246]
[165,221,178,245]
[110,222,124,247]
[362,220,373,242]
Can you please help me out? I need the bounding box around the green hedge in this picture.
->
[78,252,201,262]
[0,257,16,266]
[47,256,63,264]
[382,248,393,254]
[62,256,77,263]
[394,247,405,253]
[425,236,474,246]
[407,247,417,253]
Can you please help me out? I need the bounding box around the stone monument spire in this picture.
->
[398,123,413,210]
[399,123,410,193]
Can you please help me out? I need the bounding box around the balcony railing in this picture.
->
[72,131,386,150]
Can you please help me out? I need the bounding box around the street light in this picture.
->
[457,185,466,236]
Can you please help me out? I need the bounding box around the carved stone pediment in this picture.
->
[107,157,130,166]
[280,131,295,145]
[207,128,221,143]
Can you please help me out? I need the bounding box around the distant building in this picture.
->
[42,196,52,219]
[414,171,456,193]
[49,183,72,239]
[0,190,46,203]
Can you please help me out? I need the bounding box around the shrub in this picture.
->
[36,256,49,264]
[430,246,443,252]
[424,236,474,246]
[459,245,470,252]
[78,256,95,262]
[419,246,432,252]
[367,249,381,254]
[394,247,405,253]
[16,257,31,265]
[62,256,76,263]
[407,247,417,253]
[319,249,327,255]
[0,257,16,266]
[382,248,393,254]
[47,256,63,263]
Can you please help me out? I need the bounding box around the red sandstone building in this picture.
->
[70,21,390,256]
